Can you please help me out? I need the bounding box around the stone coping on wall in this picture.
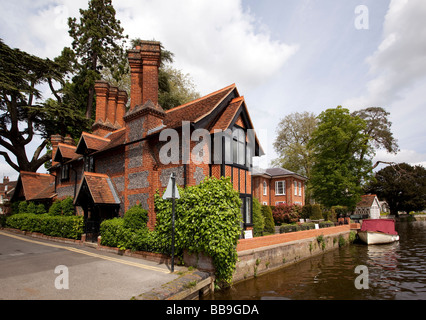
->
[237,225,351,252]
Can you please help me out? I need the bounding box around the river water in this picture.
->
[205,220,426,300]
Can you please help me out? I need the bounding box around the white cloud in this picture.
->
[373,148,426,170]
[346,0,426,108]
[115,0,298,94]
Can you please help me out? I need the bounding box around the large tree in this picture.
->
[68,0,128,119]
[308,106,374,209]
[272,111,317,177]
[352,107,399,169]
[272,111,317,203]
[366,163,426,215]
[0,40,76,172]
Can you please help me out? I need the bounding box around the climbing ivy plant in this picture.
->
[154,176,242,286]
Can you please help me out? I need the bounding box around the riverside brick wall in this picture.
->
[233,225,352,283]
[237,225,350,251]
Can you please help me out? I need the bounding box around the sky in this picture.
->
[1,0,426,181]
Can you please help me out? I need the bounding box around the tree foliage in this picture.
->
[0,39,77,173]
[154,177,242,285]
[273,111,317,177]
[308,106,374,209]
[366,163,426,215]
[352,107,399,154]
[68,0,128,119]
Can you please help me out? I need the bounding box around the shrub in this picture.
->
[319,221,335,228]
[155,176,242,286]
[261,205,275,234]
[299,222,316,230]
[301,204,312,219]
[252,198,264,237]
[61,197,75,216]
[6,213,84,239]
[280,223,300,233]
[332,205,349,219]
[272,204,302,225]
[123,204,148,231]
[100,217,157,252]
[18,201,28,214]
[27,202,37,214]
[36,203,46,215]
[48,200,62,216]
[311,204,323,220]
[100,218,133,250]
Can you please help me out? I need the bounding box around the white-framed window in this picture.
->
[299,182,302,196]
[232,127,246,166]
[262,201,268,205]
[276,201,286,206]
[263,181,267,196]
[294,181,298,196]
[61,163,70,181]
[275,180,285,195]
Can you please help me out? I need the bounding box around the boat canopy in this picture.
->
[360,219,398,235]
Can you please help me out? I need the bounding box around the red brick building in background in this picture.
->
[0,176,17,215]
[252,167,307,207]
[23,40,264,235]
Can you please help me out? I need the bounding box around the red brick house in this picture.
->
[45,40,263,235]
[252,167,307,206]
[10,172,55,205]
[0,176,17,215]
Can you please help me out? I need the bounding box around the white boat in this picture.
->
[358,219,399,245]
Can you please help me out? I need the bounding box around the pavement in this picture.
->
[0,230,183,300]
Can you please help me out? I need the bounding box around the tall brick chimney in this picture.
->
[93,80,118,136]
[116,90,128,128]
[63,135,75,146]
[106,86,118,127]
[124,40,165,142]
[94,80,109,123]
[140,41,161,106]
[128,41,161,110]
[51,134,63,166]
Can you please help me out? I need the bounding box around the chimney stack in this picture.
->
[128,47,143,110]
[94,80,109,123]
[106,86,118,127]
[128,41,161,110]
[63,135,75,146]
[116,90,128,128]
[51,134,63,166]
[93,80,118,136]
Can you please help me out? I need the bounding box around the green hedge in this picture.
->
[6,213,84,240]
[99,204,161,253]
[99,217,157,252]
[280,221,336,233]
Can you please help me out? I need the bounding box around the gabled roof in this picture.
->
[210,96,245,133]
[356,195,380,208]
[15,171,56,201]
[164,84,237,130]
[53,143,78,162]
[75,132,111,155]
[62,83,263,159]
[74,172,120,205]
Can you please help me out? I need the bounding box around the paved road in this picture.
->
[0,230,181,300]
